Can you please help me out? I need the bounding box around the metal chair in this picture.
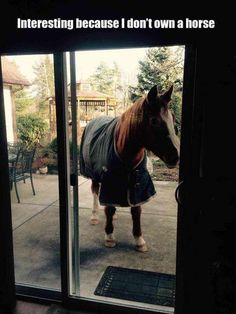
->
[8,142,21,161]
[9,147,36,203]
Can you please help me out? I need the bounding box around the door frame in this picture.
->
[0,44,198,314]
[175,45,198,314]
[0,54,16,312]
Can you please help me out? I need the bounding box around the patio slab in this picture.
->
[12,203,46,230]
[10,174,59,205]
[13,204,61,289]
[11,174,178,309]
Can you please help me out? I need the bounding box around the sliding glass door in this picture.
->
[65,46,190,314]
[0,46,197,314]
[1,54,61,296]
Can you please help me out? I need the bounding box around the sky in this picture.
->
[74,48,148,83]
[6,47,149,85]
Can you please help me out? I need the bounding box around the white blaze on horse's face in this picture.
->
[145,85,180,168]
[160,107,180,161]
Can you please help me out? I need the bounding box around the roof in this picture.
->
[67,81,116,99]
[77,90,115,99]
[75,81,115,99]
[1,57,30,86]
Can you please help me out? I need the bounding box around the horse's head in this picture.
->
[143,85,180,168]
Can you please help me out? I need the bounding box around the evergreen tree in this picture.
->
[131,46,184,133]
[89,61,121,96]
[132,47,184,97]
[32,55,54,118]
[13,87,33,116]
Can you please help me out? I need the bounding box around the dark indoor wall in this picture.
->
[176,43,236,314]
[0,2,235,313]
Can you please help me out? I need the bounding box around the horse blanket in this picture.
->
[79,116,156,207]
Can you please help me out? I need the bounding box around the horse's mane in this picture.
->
[115,96,146,163]
[118,96,145,132]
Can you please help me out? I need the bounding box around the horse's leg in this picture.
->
[104,206,116,248]
[90,180,100,225]
[131,206,148,252]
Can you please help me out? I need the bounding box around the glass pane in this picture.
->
[69,46,185,311]
[1,54,61,290]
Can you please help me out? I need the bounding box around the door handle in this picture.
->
[175,181,184,205]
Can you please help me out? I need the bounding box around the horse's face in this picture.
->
[144,85,180,168]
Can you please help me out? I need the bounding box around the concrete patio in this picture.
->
[11,174,178,311]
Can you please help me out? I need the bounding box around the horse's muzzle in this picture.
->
[166,162,178,169]
[163,155,179,169]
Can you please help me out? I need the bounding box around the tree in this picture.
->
[89,61,122,96]
[13,87,33,116]
[132,47,184,96]
[32,55,54,118]
[131,46,184,133]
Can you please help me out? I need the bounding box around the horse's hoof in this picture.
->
[105,239,116,248]
[90,217,99,225]
[135,243,148,253]
[105,234,116,248]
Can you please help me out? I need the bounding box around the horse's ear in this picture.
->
[162,85,173,104]
[147,85,158,103]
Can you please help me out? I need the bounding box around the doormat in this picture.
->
[94,266,176,307]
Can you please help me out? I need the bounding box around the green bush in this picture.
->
[17,114,49,148]
[48,137,80,157]
[48,137,58,154]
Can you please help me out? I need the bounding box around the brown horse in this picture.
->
[79,85,179,252]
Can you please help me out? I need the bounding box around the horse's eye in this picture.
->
[150,117,160,127]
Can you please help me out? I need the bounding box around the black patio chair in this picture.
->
[7,142,21,162]
[7,141,21,153]
[9,146,36,203]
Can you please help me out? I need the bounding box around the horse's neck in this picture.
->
[115,104,145,167]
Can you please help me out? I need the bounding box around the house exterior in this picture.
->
[1,57,30,142]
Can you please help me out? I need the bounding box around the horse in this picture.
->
[79,85,180,252]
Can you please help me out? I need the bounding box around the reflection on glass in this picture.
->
[69,47,184,312]
[2,54,61,290]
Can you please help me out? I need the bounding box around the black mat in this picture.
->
[94,266,176,307]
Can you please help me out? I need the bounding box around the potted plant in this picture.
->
[37,156,49,174]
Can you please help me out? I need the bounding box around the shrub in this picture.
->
[17,114,49,148]
[48,137,80,157]
[48,137,58,154]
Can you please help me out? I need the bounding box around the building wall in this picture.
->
[3,85,14,142]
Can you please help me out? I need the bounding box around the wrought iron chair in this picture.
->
[8,142,22,189]
[8,142,21,160]
[9,146,36,203]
